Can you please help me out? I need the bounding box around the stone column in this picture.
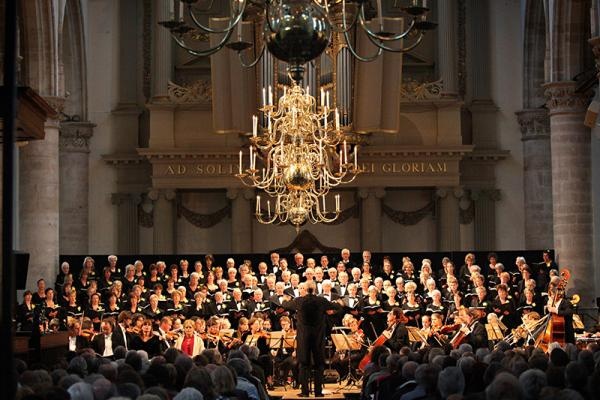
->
[437,0,458,95]
[19,118,60,289]
[227,188,254,253]
[152,0,173,100]
[471,188,500,250]
[149,189,176,253]
[359,188,385,252]
[59,122,94,254]
[436,187,462,251]
[111,193,141,254]
[515,109,553,249]
[544,81,594,308]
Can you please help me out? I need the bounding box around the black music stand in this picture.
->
[331,331,362,389]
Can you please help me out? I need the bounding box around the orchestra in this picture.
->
[18,250,596,391]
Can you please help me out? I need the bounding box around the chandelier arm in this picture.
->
[364,30,425,53]
[357,7,417,42]
[238,45,266,68]
[327,1,360,34]
[187,0,246,34]
[342,29,382,63]
[171,29,234,57]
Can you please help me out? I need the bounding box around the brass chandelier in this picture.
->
[161,0,436,76]
[236,80,360,230]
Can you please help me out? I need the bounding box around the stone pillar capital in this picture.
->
[436,187,463,199]
[515,109,550,141]
[543,81,592,116]
[59,121,96,152]
[358,187,386,199]
[148,189,176,202]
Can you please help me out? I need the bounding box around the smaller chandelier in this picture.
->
[236,80,360,230]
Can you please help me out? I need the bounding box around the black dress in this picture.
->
[130,334,161,358]
[16,303,36,331]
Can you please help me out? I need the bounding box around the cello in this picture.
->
[358,312,408,371]
[535,269,570,352]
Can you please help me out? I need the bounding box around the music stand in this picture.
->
[485,323,504,341]
[406,326,427,344]
[268,331,290,390]
[331,332,362,389]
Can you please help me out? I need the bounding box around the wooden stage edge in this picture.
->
[268,382,361,400]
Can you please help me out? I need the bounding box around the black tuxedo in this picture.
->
[556,298,575,344]
[282,293,341,396]
[92,331,125,356]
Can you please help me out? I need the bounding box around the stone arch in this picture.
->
[61,0,87,120]
[546,0,593,82]
[523,0,547,108]
[19,0,61,97]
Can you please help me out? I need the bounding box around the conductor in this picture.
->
[283,281,341,397]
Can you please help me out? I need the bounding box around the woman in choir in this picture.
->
[130,318,161,358]
[65,288,83,319]
[426,290,446,318]
[492,284,517,330]
[190,260,204,283]
[423,278,438,305]
[401,260,417,284]
[378,256,396,282]
[103,293,121,319]
[205,270,219,296]
[419,261,434,294]
[144,294,163,324]
[82,256,97,280]
[188,291,212,319]
[86,292,104,331]
[358,277,371,299]
[166,289,187,320]
[459,253,476,282]
[147,264,160,290]
[382,287,401,311]
[55,262,71,295]
[213,265,224,282]
[98,267,113,292]
[126,292,143,314]
[187,272,201,300]
[361,285,385,339]
[32,279,47,304]
[17,290,36,332]
[175,319,205,357]
[121,264,137,295]
[446,291,464,323]
[402,283,422,327]
[518,288,543,318]
[133,260,145,280]
[59,280,74,307]
[110,280,125,305]
[361,262,373,283]
[76,270,91,295]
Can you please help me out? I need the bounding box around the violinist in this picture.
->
[174,319,205,357]
[155,316,176,352]
[67,319,89,352]
[114,311,132,351]
[127,313,144,336]
[272,316,298,386]
[92,318,125,358]
[204,316,227,354]
[426,312,449,347]
[331,315,367,380]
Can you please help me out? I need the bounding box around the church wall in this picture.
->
[176,191,232,254]
[381,189,437,252]
[489,0,526,250]
[86,0,120,253]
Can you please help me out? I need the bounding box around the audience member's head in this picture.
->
[519,368,546,400]
[438,366,465,399]
[485,372,522,400]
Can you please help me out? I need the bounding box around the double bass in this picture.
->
[535,269,570,352]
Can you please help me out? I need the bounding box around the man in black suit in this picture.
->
[283,281,341,397]
[546,286,575,344]
[92,318,125,357]
[383,307,410,352]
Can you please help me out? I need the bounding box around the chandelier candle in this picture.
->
[235,81,361,230]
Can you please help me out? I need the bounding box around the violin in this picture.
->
[79,329,96,340]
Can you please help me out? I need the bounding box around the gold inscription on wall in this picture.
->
[162,162,448,176]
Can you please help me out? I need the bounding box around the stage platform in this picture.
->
[268,382,361,400]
